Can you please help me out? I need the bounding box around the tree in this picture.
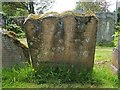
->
[34,0,55,14]
[2,2,28,16]
[2,0,55,16]
[75,0,111,13]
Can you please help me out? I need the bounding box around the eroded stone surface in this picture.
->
[111,47,118,69]
[2,29,29,68]
[118,36,120,72]
[24,12,98,69]
[111,35,120,74]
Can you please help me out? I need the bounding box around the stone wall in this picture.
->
[2,29,29,68]
[24,12,98,69]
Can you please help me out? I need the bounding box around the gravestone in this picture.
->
[111,35,120,74]
[96,12,115,44]
[2,29,29,68]
[111,47,118,73]
[24,11,98,69]
[0,28,1,90]
[118,35,120,83]
[75,11,115,44]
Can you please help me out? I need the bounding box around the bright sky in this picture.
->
[49,0,77,13]
[48,0,117,13]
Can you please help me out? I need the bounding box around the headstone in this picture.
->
[2,29,29,68]
[111,35,120,74]
[111,47,118,73]
[118,35,120,72]
[96,12,115,44]
[24,12,98,69]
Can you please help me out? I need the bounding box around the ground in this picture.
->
[2,40,118,88]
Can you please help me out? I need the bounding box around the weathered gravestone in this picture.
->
[111,47,118,73]
[2,29,29,68]
[24,11,98,69]
[118,35,120,83]
[119,35,120,73]
[111,35,120,74]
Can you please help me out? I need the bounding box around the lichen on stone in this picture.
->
[24,11,98,69]
[42,11,60,18]
[60,10,97,19]
[60,11,75,17]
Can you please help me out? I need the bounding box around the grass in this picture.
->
[95,46,113,62]
[2,63,118,88]
[2,46,118,88]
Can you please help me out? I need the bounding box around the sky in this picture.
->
[48,0,117,13]
[49,0,77,13]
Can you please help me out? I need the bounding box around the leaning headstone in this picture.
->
[111,47,118,73]
[24,11,98,69]
[2,29,29,68]
[118,35,120,73]
[111,35,120,74]
[111,34,120,74]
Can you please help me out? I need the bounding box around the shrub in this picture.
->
[112,23,120,47]
[2,15,26,38]
[5,23,25,38]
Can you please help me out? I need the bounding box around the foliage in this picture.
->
[2,2,28,16]
[1,13,25,38]
[5,23,25,38]
[112,7,120,47]
[34,0,55,14]
[117,7,120,23]
[2,0,55,16]
[75,0,111,13]
[112,23,120,47]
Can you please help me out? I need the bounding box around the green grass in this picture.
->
[2,46,118,88]
[95,46,113,62]
[2,63,118,88]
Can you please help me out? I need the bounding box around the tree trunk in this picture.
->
[28,2,35,14]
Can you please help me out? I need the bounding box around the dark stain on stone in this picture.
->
[24,12,98,70]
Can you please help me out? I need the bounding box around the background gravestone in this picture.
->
[118,35,120,84]
[96,12,115,44]
[24,12,98,69]
[2,29,29,68]
[111,35,120,74]
[111,47,118,73]
[75,11,115,45]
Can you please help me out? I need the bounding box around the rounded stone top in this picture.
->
[24,11,98,24]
